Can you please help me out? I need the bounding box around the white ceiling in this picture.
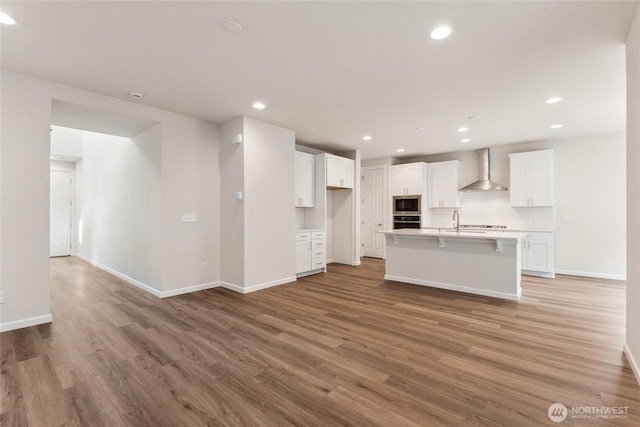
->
[1,1,637,159]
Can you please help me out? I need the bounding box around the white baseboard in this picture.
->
[159,282,220,298]
[623,342,640,386]
[554,269,626,281]
[75,254,163,297]
[220,276,296,294]
[0,314,52,332]
[522,270,555,279]
[384,274,521,301]
[75,254,219,299]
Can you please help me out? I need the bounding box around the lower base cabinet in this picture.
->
[522,231,554,278]
[296,230,326,276]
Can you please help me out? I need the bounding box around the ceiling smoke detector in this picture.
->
[224,21,243,33]
[129,91,144,100]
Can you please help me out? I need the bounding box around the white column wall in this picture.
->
[625,5,640,384]
[220,117,245,288]
[0,71,53,330]
[243,117,296,289]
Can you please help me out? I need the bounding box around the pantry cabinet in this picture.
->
[295,151,315,207]
[391,163,427,196]
[427,161,460,208]
[509,150,554,207]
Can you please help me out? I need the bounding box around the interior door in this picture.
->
[50,170,72,257]
[361,167,385,258]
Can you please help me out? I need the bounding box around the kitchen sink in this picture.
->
[444,230,486,234]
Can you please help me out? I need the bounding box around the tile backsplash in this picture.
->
[429,191,555,230]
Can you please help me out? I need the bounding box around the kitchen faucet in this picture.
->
[452,210,460,233]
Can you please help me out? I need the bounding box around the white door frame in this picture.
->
[50,163,76,256]
[361,164,388,259]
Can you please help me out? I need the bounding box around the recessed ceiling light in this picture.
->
[0,12,16,25]
[545,97,562,104]
[129,91,144,100]
[467,115,479,120]
[252,102,266,110]
[50,156,54,159]
[430,26,452,40]
[550,124,563,129]
[362,135,372,141]
[396,148,405,153]
[224,20,243,33]
[457,127,469,132]
[461,138,471,143]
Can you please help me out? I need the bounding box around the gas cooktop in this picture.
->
[459,224,508,230]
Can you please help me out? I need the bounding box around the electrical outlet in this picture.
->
[182,214,197,223]
[202,262,208,271]
[0,291,4,304]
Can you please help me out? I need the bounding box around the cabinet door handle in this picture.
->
[309,241,312,249]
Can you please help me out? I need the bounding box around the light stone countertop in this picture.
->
[382,228,527,241]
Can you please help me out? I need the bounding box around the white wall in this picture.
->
[220,118,245,287]
[495,133,626,279]
[160,118,220,294]
[76,127,162,291]
[1,71,53,331]
[220,116,296,292]
[0,70,221,330]
[243,117,296,288]
[50,125,82,159]
[625,5,640,385]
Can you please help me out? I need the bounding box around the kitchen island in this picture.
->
[383,229,526,300]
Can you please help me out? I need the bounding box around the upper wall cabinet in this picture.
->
[427,160,460,208]
[509,150,554,207]
[295,151,315,207]
[391,162,427,196]
[326,154,354,189]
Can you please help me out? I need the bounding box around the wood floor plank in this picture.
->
[42,329,91,389]
[1,256,638,426]
[63,380,127,427]
[0,400,28,427]
[16,356,70,426]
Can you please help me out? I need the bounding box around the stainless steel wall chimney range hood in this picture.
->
[459,148,508,191]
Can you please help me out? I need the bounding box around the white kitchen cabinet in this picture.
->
[295,230,326,275]
[522,231,555,277]
[509,150,554,207]
[295,239,312,273]
[427,161,460,208]
[326,155,354,189]
[295,151,315,207]
[391,163,427,196]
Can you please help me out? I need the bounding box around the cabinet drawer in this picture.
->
[312,239,325,249]
[312,260,326,269]
[311,248,327,260]
[311,231,325,240]
[296,232,312,241]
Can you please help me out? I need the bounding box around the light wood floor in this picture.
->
[1,257,639,426]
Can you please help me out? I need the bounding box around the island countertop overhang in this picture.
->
[382,229,527,242]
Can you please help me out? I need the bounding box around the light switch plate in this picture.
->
[182,214,197,223]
